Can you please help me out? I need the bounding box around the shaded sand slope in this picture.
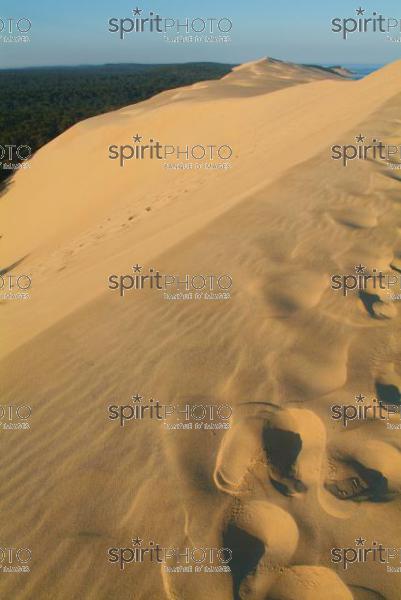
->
[1,61,401,599]
[183,57,352,99]
[2,60,401,359]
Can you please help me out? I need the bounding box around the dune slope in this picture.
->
[1,59,401,600]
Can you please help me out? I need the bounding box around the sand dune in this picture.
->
[2,58,401,359]
[1,58,401,599]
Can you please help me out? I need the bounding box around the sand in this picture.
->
[1,57,401,599]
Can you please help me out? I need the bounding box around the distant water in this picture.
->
[341,64,383,80]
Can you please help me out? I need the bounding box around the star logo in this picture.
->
[355,537,366,546]
[133,134,142,143]
[355,134,365,143]
[132,8,142,16]
[355,264,366,274]
[132,393,143,403]
[355,394,365,403]
[132,264,142,273]
[132,536,142,546]
[356,7,365,16]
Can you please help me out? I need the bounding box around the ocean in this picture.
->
[342,64,384,79]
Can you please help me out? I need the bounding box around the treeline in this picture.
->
[0,62,233,184]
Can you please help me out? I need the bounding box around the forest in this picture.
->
[0,62,233,185]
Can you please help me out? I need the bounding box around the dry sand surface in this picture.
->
[1,57,401,599]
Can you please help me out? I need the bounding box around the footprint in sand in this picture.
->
[213,407,324,598]
[355,269,398,320]
[324,456,392,503]
[390,256,401,272]
[326,438,401,502]
[223,500,299,600]
[349,587,386,600]
[277,322,350,398]
[269,566,353,600]
[214,405,400,599]
[331,208,378,230]
[359,288,397,320]
[262,425,306,496]
[262,269,326,316]
[375,364,401,407]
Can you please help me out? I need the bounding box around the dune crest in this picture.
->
[2,59,401,358]
[1,58,401,599]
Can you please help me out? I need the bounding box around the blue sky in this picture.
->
[1,0,401,68]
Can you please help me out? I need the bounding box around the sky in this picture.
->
[1,0,401,68]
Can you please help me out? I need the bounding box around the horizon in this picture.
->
[0,58,389,72]
[1,0,401,68]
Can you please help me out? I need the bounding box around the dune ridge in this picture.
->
[1,58,401,599]
[2,59,401,358]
